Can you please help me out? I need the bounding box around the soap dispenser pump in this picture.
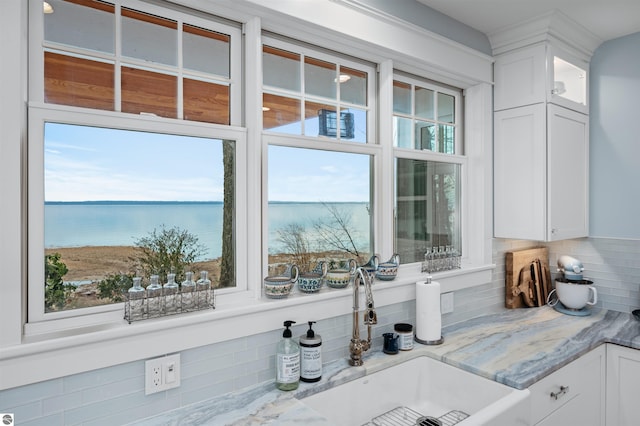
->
[276,320,300,391]
[300,321,322,382]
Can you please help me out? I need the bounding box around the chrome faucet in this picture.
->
[349,267,377,366]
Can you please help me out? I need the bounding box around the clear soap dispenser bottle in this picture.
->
[276,320,300,391]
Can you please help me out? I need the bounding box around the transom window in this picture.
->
[41,0,239,124]
[262,39,372,143]
[393,75,460,153]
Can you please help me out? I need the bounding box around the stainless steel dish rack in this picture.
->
[364,407,469,426]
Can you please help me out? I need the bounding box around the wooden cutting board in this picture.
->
[505,247,549,309]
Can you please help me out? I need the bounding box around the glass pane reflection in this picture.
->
[395,159,461,263]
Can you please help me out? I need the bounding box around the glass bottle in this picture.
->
[146,274,163,318]
[127,276,145,322]
[196,270,211,309]
[181,271,196,312]
[163,273,180,315]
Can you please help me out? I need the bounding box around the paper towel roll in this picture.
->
[416,280,442,342]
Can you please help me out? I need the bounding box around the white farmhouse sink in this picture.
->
[301,356,530,426]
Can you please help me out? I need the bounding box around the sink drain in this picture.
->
[367,407,469,426]
[416,416,442,426]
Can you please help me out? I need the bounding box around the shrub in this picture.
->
[97,273,134,302]
[134,225,205,281]
[45,252,71,311]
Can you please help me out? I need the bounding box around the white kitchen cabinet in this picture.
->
[606,344,640,426]
[529,345,606,426]
[494,42,588,114]
[494,103,588,241]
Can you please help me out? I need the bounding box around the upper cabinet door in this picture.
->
[547,104,589,241]
[494,43,546,111]
[548,46,589,114]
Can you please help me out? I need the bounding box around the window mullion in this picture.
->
[114,2,122,112]
[377,59,395,261]
[177,19,184,120]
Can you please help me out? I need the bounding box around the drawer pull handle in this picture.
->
[550,385,569,400]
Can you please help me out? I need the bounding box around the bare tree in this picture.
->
[276,223,312,272]
[313,203,364,260]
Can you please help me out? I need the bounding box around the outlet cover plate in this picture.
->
[145,354,181,395]
[441,292,454,314]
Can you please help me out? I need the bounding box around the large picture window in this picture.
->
[267,146,373,280]
[42,123,235,313]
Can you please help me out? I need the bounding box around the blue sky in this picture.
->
[44,123,223,202]
[44,122,371,203]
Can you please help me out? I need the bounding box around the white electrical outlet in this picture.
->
[441,292,454,314]
[145,354,181,395]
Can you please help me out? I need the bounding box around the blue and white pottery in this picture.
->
[264,264,299,299]
[298,261,328,293]
[376,253,399,281]
[326,259,357,289]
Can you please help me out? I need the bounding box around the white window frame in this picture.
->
[25,0,247,334]
[260,35,379,274]
[26,104,248,333]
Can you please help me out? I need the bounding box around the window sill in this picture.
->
[0,263,493,390]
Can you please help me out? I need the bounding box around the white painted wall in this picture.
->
[589,31,640,238]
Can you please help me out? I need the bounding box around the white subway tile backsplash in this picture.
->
[19,413,65,426]
[3,400,42,424]
[41,391,83,416]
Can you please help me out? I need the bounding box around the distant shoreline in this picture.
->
[45,200,368,205]
[45,200,224,205]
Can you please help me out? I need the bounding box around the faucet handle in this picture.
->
[364,304,377,325]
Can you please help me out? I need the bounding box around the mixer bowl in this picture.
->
[555,279,597,310]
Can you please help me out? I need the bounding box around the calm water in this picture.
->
[45,201,371,259]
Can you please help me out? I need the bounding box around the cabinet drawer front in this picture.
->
[529,346,605,425]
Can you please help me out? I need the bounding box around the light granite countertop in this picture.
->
[130,307,640,425]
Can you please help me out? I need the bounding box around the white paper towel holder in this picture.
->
[415,276,444,345]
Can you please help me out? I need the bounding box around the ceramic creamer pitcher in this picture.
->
[359,255,379,284]
[376,253,399,281]
[326,259,357,289]
[298,261,328,293]
[263,264,299,299]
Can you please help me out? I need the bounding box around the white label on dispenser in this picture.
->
[277,353,300,383]
[301,347,322,379]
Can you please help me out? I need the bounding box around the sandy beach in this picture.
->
[45,246,220,282]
